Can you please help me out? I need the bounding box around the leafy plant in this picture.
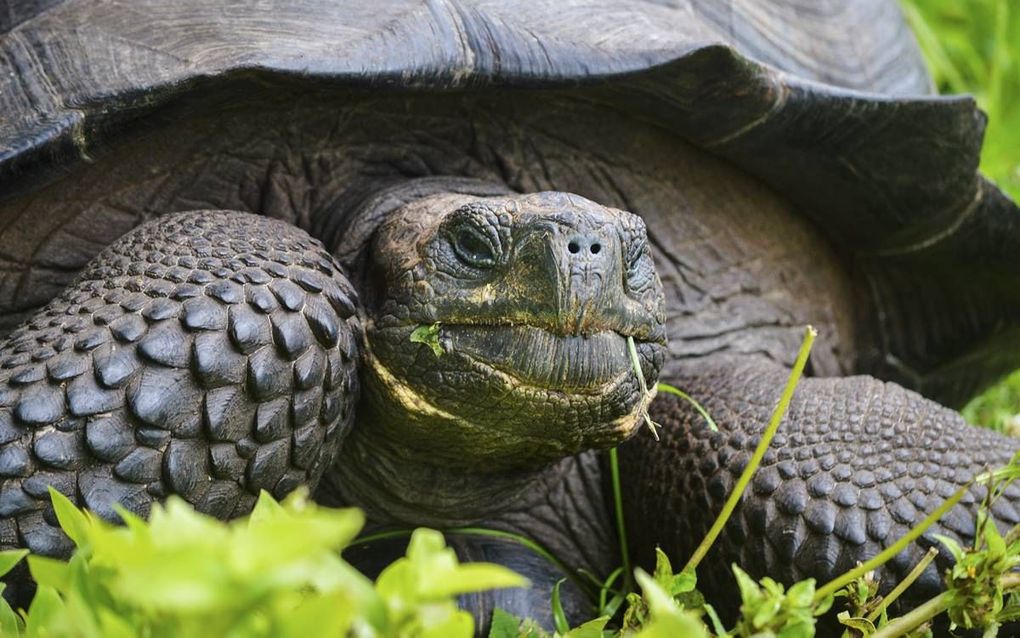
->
[0,488,525,638]
[730,567,831,638]
[964,368,1020,434]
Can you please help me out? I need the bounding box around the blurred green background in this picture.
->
[899,0,1020,432]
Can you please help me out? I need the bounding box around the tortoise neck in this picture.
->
[317,420,555,526]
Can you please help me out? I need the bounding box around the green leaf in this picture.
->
[249,488,287,525]
[652,548,673,587]
[564,616,609,638]
[935,534,966,561]
[26,556,71,591]
[732,564,761,605]
[703,603,728,636]
[0,549,28,579]
[48,487,90,548]
[430,563,529,597]
[838,610,877,634]
[985,520,1007,557]
[786,579,817,608]
[420,609,475,638]
[672,570,697,597]
[0,597,22,637]
[410,322,445,357]
[551,579,569,635]
[633,570,710,638]
[23,585,66,638]
[489,608,523,638]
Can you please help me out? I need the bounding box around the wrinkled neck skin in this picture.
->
[317,415,620,579]
[322,419,564,526]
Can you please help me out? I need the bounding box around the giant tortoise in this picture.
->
[1,0,1019,631]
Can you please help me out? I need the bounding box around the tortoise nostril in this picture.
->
[568,241,581,254]
[590,243,601,254]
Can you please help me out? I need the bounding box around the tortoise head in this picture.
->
[358,190,667,472]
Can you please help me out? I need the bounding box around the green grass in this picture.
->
[901,0,1020,430]
[964,369,1020,434]
[901,0,1020,200]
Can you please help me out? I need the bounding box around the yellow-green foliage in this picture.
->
[0,488,525,638]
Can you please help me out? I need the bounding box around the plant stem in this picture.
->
[877,575,1020,638]
[870,591,949,638]
[609,447,633,590]
[869,571,1020,636]
[866,547,939,622]
[681,326,816,575]
[627,336,659,439]
[350,528,416,545]
[599,566,624,612]
[656,383,718,432]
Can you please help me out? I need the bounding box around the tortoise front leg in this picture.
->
[0,211,360,557]
[618,356,1020,610]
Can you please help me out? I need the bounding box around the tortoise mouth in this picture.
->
[361,320,664,465]
[443,324,638,391]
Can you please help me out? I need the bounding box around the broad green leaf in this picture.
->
[935,534,966,561]
[0,598,22,637]
[421,608,474,638]
[275,590,359,638]
[488,608,523,638]
[96,609,137,638]
[564,616,609,638]
[48,487,90,548]
[672,570,698,596]
[110,503,147,535]
[634,569,678,618]
[732,565,761,605]
[0,549,28,579]
[786,579,816,608]
[632,572,709,638]
[26,556,71,590]
[984,520,1007,557]
[838,610,877,634]
[23,585,67,638]
[653,547,673,584]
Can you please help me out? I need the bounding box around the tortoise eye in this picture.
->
[452,225,496,267]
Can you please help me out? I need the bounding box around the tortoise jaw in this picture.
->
[439,324,644,393]
[358,317,664,471]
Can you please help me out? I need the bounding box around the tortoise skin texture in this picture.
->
[0,213,360,556]
[2,0,1020,634]
[624,360,1020,614]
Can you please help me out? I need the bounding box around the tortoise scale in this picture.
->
[1,0,1020,632]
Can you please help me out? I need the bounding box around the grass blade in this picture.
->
[656,383,718,432]
[608,447,633,592]
[866,547,939,622]
[681,326,816,575]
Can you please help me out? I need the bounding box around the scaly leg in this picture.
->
[0,211,360,557]
[619,356,1019,612]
